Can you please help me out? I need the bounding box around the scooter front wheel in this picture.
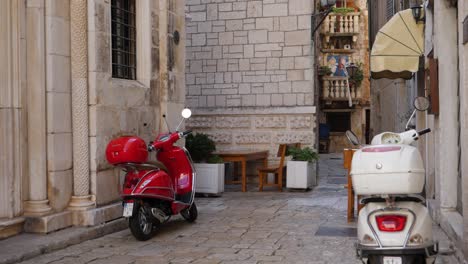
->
[129,203,159,241]
[181,202,198,223]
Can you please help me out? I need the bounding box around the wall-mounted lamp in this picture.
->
[346,63,358,82]
[411,5,424,23]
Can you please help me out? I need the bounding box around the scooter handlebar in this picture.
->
[182,130,192,136]
[417,128,431,136]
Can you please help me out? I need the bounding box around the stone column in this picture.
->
[158,0,169,131]
[68,0,94,210]
[435,1,459,210]
[23,0,52,216]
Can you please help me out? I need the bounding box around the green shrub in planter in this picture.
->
[186,133,223,163]
[287,147,319,163]
[207,155,224,164]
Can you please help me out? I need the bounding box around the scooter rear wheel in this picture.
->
[181,202,198,223]
[129,203,159,241]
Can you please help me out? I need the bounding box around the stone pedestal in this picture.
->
[23,200,52,217]
[24,211,72,233]
[68,195,95,211]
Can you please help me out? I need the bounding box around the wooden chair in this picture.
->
[258,143,300,192]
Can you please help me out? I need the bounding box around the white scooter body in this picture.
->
[351,129,438,264]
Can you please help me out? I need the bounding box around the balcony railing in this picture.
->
[321,76,361,101]
[321,12,360,42]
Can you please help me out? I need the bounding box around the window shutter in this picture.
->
[386,0,395,21]
[426,58,439,115]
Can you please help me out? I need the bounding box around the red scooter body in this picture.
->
[106,127,197,241]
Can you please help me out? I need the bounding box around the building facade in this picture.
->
[369,0,468,261]
[0,0,186,238]
[185,0,317,163]
[316,0,371,152]
[369,0,415,135]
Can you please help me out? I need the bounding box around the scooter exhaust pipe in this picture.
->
[151,208,168,223]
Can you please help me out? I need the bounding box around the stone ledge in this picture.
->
[193,106,316,116]
[440,210,463,246]
[0,217,25,239]
[72,202,123,226]
[0,218,126,264]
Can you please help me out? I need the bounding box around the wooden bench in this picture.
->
[258,143,300,192]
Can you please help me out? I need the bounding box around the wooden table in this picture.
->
[214,150,269,192]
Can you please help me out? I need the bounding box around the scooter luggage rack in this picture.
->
[360,194,426,205]
[115,162,168,173]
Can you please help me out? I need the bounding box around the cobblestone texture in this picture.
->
[11,154,460,264]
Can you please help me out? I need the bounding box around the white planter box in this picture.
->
[286,161,317,189]
[194,163,225,195]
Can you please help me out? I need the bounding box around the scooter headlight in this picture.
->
[408,234,424,245]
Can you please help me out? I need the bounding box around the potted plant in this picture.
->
[349,62,364,88]
[286,147,319,189]
[186,133,225,195]
[318,65,333,77]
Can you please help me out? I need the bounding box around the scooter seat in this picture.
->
[117,162,169,173]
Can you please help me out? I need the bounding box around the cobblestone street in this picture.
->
[11,155,458,264]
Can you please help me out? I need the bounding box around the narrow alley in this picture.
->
[0,155,458,264]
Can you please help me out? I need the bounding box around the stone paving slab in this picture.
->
[1,154,461,264]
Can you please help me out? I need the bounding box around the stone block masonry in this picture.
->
[186,0,315,109]
[186,0,317,155]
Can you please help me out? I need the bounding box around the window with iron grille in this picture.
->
[111,0,136,80]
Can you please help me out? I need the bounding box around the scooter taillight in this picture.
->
[375,214,407,232]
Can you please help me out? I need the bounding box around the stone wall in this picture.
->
[88,0,187,206]
[186,107,316,160]
[185,0,317,155]
[0,0,186,238]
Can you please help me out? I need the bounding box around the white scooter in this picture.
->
[346,97,438,264]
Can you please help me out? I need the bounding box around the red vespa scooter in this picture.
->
[105,108,197,241]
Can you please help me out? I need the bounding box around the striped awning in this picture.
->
[371,9,424,80]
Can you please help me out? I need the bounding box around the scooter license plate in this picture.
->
[123,202,134,217]
[383,256,402,264]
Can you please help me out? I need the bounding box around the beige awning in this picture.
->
[371,9,424,80]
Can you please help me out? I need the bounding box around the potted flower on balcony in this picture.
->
[286,147,319,190]
[318,65,333,77]
[348,62,364,88]
[186,133,225,195]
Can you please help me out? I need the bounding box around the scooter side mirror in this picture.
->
[413,97,430,111]
[181,108,192,119]
[345,130,360,146]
